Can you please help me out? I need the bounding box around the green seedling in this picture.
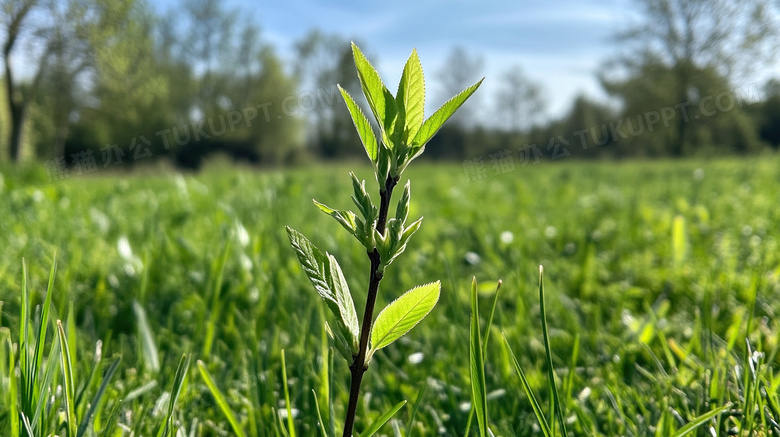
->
[287,42,482,437]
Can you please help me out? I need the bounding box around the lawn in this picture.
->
[1,156,779,436]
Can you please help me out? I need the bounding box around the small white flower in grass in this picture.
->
[464,251,481,265]
[234,221,250,247]
[408,352,424,364]
[240,253,252,271]
[118,236,133,260]
[545,226,557,238]
[499,231,514,244]
[693,168,705,180]
[277,407,300,419]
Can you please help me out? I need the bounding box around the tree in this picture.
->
[603,0,779,155]
[435,46,484,128]
[2,0,56,162]
[293,30,363,158]
[1,0,155,162]
[494,66,545,132]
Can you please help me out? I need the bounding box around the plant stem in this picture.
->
[342,174,397,437]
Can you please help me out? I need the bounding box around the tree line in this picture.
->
[1,0,779,171]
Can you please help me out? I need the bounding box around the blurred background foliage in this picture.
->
[0,0,779,169]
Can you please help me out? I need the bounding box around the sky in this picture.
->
[258,0,630,119]
[150,0,633,122]
[241,0,629,121]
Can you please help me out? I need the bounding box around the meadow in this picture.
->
[1,155,779,436]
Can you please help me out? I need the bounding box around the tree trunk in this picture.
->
[4,59,25,163]
[8,102,25,162]
[671,65,689,157]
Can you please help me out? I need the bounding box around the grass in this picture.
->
[0,155,778,435]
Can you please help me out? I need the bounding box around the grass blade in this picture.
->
[78,356,122,437]
[538,266,569,437]
[405,378,428,437]
[672,404,731,436]
[503,333,552,437]
[203,242,231,358]
[133,301,160,373]
[312,390,329,437]
[482,280,502,358]
[469,277,488,437]
[20,412,34,437]
[197,360,247,437]
[58,320,77,437]
[158,354,191,437]
[281,350,297,437]
[360,400,407,437]
[2,327,19,436]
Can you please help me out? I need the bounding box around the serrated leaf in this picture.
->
[286,227,334,303]
[412,78,483,151]
[371,281,440,351]
[339,85,378,162]
[351,42,397,139]
[326,254,360,353]
[325,321,353,361]
[288,228,358,354]
[396,49,425,142]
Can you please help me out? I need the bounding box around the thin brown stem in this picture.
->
[342,174,397,437]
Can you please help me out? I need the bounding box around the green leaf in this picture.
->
[326,254,360,354]
[359,400,407,437]
[313,199,358,236]
[400,217,422,244]
[350,172,377,221]
[412,78,484,152]
[339,85,378,163]
[324,321,352,362]
[351,42,397,139]
[286,228,359,355]
[370,281,440,352]
[286,227,333,303]
[396,48,425,142]
[395,180,411,223]
[376,142,392,189]
[198,360,247,437]
[469,277,488,437]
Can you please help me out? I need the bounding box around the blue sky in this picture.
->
[155,0,631,120]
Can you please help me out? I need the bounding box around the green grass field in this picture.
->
[1,156,779,436]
